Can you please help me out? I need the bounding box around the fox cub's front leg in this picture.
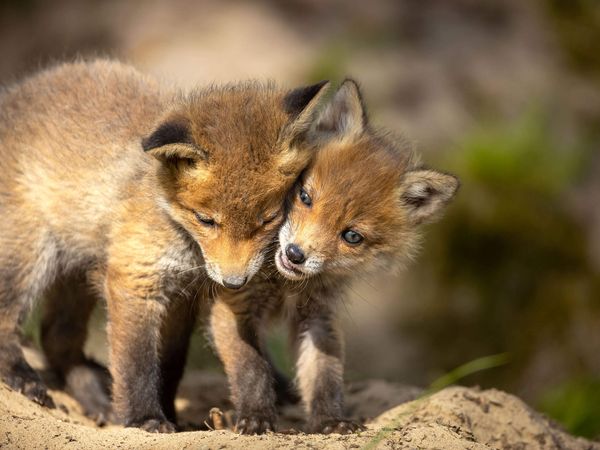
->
[294,302,363,434]
[0,266,55,409]
[41,273,113,423]
[105,267,177,433]
[210,296,277,434]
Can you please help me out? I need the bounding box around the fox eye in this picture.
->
[341,229,363,245]
[299,187,312,206]
[195,212,216,227]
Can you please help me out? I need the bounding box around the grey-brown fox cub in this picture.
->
[211,80,459,434]
[0,59,329,432]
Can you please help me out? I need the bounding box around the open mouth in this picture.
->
[276,249,305,279]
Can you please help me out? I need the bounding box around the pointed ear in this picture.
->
[313,78,367,140]
[142,118,207,164]
[282,80,330,143]
[400,169,459,225]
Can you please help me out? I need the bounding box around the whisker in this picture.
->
[174,264,206,275]
[346,282,380,311]
[340,295,357,327]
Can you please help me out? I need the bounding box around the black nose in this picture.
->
[285,243,306,264]
[222,276,247,290]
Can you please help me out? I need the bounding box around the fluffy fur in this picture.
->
[0,59,329,432]
[210,80,459,434]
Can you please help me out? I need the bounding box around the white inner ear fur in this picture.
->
[313,80,365,140]
[400,169,459,225]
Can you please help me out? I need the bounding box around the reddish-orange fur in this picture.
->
[210,80,459,434]
[0,59,329,432]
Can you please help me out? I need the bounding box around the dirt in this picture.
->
[0,366,597,450]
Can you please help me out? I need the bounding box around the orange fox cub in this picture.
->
[211,80,459,434]
[0,59,329,432]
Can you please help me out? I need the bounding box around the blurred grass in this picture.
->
[265,322,295,377]
[539,377,600,439]
[305,41,350,84]
[22,302,43,348]
[404,107,600,438]
[455,110,584,194]
[428,352,510,393]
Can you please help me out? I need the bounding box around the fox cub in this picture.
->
[0,60,329,431]
[211,80,459,434]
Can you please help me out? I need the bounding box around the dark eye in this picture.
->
[341,229,364,245]
[299,187,312,206]
[195,212,216,227]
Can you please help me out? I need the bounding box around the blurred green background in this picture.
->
[5,0,599,440]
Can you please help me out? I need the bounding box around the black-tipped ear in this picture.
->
[400,170,459,225]
[281,81,330,146]
[283,80,329,118]
[142,118,207,165]
[313,78,367,139]
[142,119,192,152]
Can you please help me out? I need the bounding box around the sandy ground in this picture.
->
[0,368,597,450]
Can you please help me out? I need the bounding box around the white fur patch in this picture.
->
[276,220,325,278]
[22,234,60,308]
[296,331,343,414]
[204,249,265,286]
[245,251,265,281]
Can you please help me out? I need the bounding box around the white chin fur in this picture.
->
[247,251,264,281]
[277,223,325,280]
[204,252,264,286]
[205,262,224,286]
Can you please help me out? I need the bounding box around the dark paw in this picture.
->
[65,361,114,425]
[318,419,365,435]
[235,416,275,435]
[3,366,55,408]
[90,411,112,427]
[136,419,177,433]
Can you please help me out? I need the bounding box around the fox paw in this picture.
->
[317,419,365,435]
[65,361,114,425]
[235,415,275,435]
[137,419,177,433]
[3,365,55,408]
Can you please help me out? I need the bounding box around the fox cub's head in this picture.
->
[275,80,459,280]
[143,81,329,289]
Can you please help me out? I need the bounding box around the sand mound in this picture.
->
[0,370,597,450]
